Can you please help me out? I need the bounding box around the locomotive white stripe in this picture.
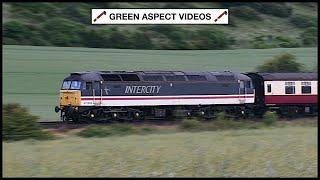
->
[80,94,255,106]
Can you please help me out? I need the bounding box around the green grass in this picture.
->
[3,45,317,120]
[3,126,317,177]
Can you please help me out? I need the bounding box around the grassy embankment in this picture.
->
[3,120,317,177]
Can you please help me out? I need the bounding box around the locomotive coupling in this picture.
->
[55,106,61,113]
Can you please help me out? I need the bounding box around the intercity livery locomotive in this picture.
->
[54,71,317,122]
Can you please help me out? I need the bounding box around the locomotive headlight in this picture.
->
[241,110,244,114]
[201,111,205,115]
[90,114,95,118]
[135,112,140,117]
[113,113,117,117]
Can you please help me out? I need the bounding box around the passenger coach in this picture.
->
[246,72,318,116]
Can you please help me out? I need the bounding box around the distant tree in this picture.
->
[232,6,263,21]
[256,53,304,72]
[130,32,153,49]
[290,14,317,28]
[3,21,31,42]
[194,28,234,49]
[250,3,292,17]
[300,27,317,46]
[42,18,85,46]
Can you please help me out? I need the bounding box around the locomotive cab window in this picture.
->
[285,82,295,94]
[70,81,82,90]
[61,81,71,90]
[301,82,311,94]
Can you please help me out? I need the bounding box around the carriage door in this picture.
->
[239,80,245,103]
[92,81,102,106]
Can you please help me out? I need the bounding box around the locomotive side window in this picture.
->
[165,75,186,81]
[70,81,82,90]
[142,75,164,81]
[120,74,140,81]
[186,75,207,81]
[101,74,122,81]
[285,82,295,94]
[215,75,235,81]
[62,81,71,89]
[301,82,311,94]
[267,84,271,93]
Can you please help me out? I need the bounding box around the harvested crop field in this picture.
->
[3,126,317,177]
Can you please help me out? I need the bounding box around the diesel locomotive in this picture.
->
[54,71,317,122]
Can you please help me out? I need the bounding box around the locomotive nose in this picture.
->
[59,90,81,106]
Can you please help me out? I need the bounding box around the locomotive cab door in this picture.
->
[239,80,245,103]
[92,81,102,106]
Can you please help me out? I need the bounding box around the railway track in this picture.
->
[38,119,178,129]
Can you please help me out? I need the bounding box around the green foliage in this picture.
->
[129,32,153,49]
[111,123,137,135]
[141,127,155,133]
[216,111,228,121]
[3,21,32,44]
[274,36,300,48]
[3,2,317,49]
[250,3,292,17]
[42,18,85,46]
[194,28,235,50]
[77,123,151,138]
[2,103,54,141]
[251,35,300,49]
[256,53,304,72]
[77,125,112,138]
[300,27,317,46]
[290,14,317,28]
[232,6,262,21]
[162,3,197,9]
[180,119,201,130]
[263,111,278,126]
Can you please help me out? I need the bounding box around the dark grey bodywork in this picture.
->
[63,71,255,97]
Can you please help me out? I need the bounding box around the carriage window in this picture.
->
[285,82,295,94]
[301,82,311,94]
[62,81,71,90]
[267,84,271,93]
[70,81,82,90]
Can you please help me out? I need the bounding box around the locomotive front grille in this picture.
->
[59,90,81,106]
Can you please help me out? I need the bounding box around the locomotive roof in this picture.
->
[64,71,251,82]
[257,73,318,81]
